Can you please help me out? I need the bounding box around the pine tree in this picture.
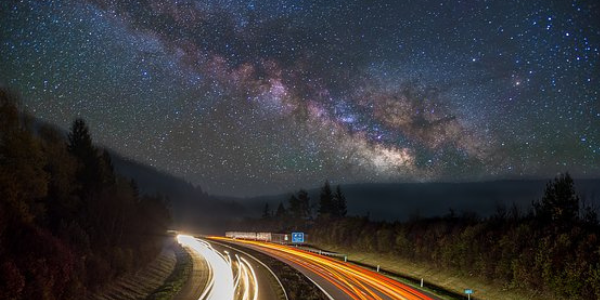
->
[67,119,96,162]
[318,180,334,218]
[275,202,286,218]
[262,202,271,220]
[297,189,311,220]
[100,150,116,186]
[67,119,103,195]
[289,190,310,221]
[288,194,301,220]
[333,185,347,217]
[534,172,580,224]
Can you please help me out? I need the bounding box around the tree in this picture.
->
[289,190,311,222]
[582,205,599,227]
[534,172,580,224]
[100,150,116,186]
[288,194,301,220]
[0,92,48,223]
[68,118,103,195]
[0,89,173,297]
[297,189,311,220]
[67,118,95,163]
[333,185,347,217]
[318,180,334,218]
[262,202,271,220]
[275,202,286,218]
[39,124,79,230]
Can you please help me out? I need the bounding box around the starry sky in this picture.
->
[1,0,599,196]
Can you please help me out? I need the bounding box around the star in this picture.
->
[0,0,598,196]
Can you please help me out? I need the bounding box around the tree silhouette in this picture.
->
[534,172,580,224]
[67,119,95,162]
[275,202,286,218]
[262,202,271,220]
[288,190,311,226]
[0,90,172,298]
[67,119,104,195]
[297,189,311,220]
[333,185,347,217]
[318,180,334,218]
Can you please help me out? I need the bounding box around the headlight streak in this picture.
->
[216,237,434,300]
[177,235,235,300]
[177,235,260,300]
[240,256,260,300]
[233,254,261,300]
[208,240,291,300]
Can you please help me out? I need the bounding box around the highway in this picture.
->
[174,238,210,300]
[177,235,283,300]
[211,237,440,300]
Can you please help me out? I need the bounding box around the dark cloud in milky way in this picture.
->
[1,0,598,196]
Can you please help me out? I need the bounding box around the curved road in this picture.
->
[211,237,442,300]
[176,235,283,300]
[174,243,210,300]
[209,241,285,300]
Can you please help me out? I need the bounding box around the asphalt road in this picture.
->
[175,235,283,300]
[174,245,209,300]
[208,241,285,300]
[213,238,444,300]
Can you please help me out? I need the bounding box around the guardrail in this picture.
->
[294,246,348,261]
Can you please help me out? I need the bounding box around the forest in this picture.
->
[0,89,171,299]
[251,178,600,299]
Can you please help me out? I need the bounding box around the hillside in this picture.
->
[109,153,249,234]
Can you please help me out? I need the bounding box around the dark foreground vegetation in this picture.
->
[0,90,170,299]
[246,177,600,299]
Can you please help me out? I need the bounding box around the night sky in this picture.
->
[1,0,599,196]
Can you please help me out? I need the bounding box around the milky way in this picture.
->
[1,0,599,196]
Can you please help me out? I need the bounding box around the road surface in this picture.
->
[176,235,283,300]
[209,241,285,300]
[174,242,210,300]
[211,237,442,300]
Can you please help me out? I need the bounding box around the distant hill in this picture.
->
[109,152,249,234]
[30,116,249,234]
[246,179,600,221]
[30,117,600,226]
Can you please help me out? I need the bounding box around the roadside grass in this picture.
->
[146,244,193,300]
[315,243,551,300]
[85,242,178,300]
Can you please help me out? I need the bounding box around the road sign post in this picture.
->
[291,232,304,244]
[464,289,473,300]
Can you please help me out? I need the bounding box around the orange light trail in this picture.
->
[211,237,434,300]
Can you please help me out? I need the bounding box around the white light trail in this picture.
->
[240,256,260,300]
[177,235,235,300]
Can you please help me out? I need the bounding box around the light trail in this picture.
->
[177,235,260,300]
[213,237,435,300]
[234,254,260,300]
[178,235,235,300]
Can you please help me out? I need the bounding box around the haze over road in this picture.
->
[212,237,440,300]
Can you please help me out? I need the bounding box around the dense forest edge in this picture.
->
[242,178,600,299]
[0,89,171,299]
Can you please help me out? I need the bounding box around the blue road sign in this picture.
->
[464,289,473,294]
[291,232,305,243]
